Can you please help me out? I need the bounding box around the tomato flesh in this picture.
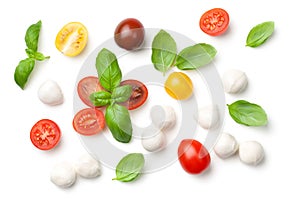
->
[30,119,61,150]
[199,8,229,36]
[55,22,88,56]
[178,139,211,174]
[114,18,145,50]
[73,108,105,136]
[77,76,104,108]
[120,79,148,110]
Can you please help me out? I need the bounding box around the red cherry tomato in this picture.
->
[199,8,230,36]
[178,139,211,174]
[77,76,104,108]
[73,108,105,136]
[119,79,148,110]
[114,18,145,50]
[30,119,61,150]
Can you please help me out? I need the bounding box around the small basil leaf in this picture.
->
[113,153,145,182]
[176,43,217,70]
[14,58,35,89]
[151,30,177,75]
[96,48,122,92]
[111,85,132,103]
[246,21,274,47]
[26,49,50,61]
[25,20,42,52]
[105,104,132,143]
[227,100,268,126]
[89,91,112,107]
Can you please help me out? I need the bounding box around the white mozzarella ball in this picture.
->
[150,105,176,131]
[222,69,248,94]
[50,162,76,188]
[74,154,101,178]
[197,105,219,129]
[141,126,166,152]
[239,141,264,165]
[214,133,239,159]
[38,80,64,106]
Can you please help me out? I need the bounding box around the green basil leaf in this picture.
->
[105,103,132,143]
[25,20,42,52]
[26,49,50,61]
[113,153,145,182]
[89,91,112,107]
[111,85,132,103]
[151,30,177,75]
[96,48,122,92]
[246,21,274,47]
[14,58,35,89]
[227,100,268,126]
[175,43,217,70]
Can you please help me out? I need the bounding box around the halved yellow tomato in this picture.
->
[55,22,88,57]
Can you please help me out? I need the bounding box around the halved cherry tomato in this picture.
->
[77,76,104,108]
[114,18,145,50]
[30,119,61,150]
[73,108,105,136]
[55,22,88,57]
[178,139,211,174]
[199,8,229,36]
[119,79,148,110]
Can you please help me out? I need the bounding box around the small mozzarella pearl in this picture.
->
[150,105,176,131]
[197,105,219,129]
[38,80,64,106]
[239,141,264,165]
[50,162,76,188]
[141,126,166,152]
[214,133,239,159]
[74,154,101,178]
[222,69,248,94]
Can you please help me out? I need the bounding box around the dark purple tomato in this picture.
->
[114,18,145,50]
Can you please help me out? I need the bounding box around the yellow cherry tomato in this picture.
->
[164,72,193,100]
[55,22,88,57]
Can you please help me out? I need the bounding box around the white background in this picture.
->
[1,0,299,199]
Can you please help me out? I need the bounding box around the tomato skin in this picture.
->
[73,108,105,136]
[77,76,104,108]
[119,79,148,110]
[199,8,229,36]
[30,119,61,151]
[114,18,145,50]
[164,72,193,100]
[178,139,211,174]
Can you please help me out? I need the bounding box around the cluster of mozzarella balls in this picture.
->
[50,154,101,188]
[196,69,264,165]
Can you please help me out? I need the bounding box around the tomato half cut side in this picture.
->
[73,108,105,136]
[199,8,230,36]
[77,76,104,108]
[119,79,148,110]
[30,119,61,150]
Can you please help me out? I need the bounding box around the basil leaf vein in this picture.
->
[113,153,145,182]
[227,100,268,126]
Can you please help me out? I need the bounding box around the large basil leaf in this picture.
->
[96,48,122,92]
[113,153,145,182]
[175,43,217,70]
[227,100,268,126]
[105,103,132,143]
[89,91,112,107]
[25,20,42,52]
[246,21,274,47]
[151,30,177,75]
[14,58,35,89]
[111,85,132,103]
